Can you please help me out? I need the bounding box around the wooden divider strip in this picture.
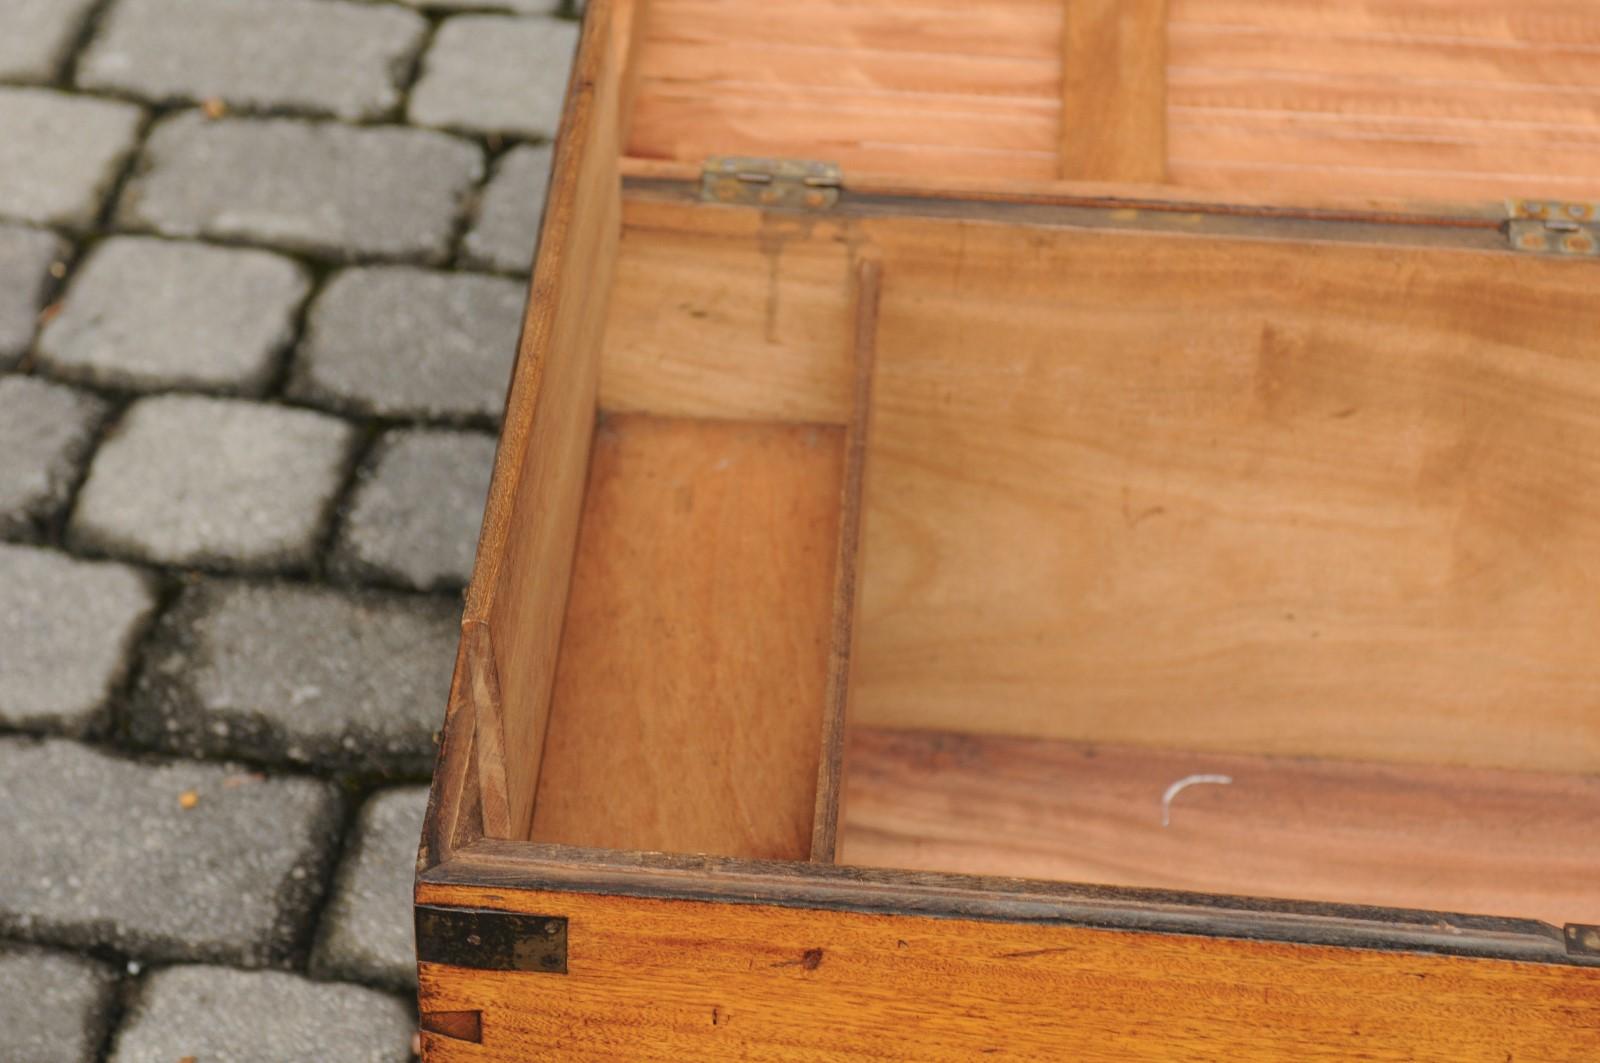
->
[1060,0,1169,182]
[810,258,883,863]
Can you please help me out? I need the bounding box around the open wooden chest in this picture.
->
[416,1,1600,1057]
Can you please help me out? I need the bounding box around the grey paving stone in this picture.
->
[0,377,107,538]
[394,0,557,11]
[0,224,67,369]
[408,15,579,139]
[118,114,483,263]
[311,786,428,991]
[463,143,552,273]
[132,580,458,774]
[69,395,356,571]
[334,428,495,592]
[79,0,428,121]
[0,88,144,230]
[0,544,156,735]
[290,267,522,422]
[111,965,413,1063]
[0,943,118,1063]
[0,737,342,965]
[0,0,100,83]
[36,237,311,394]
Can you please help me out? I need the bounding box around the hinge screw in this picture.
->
[543,920,561,936]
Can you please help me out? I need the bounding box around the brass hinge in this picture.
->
[1506,199,1599,256]
[700,156,842,211]
[1566,923,1600,959]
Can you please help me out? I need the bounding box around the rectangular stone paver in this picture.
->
[79,0,428,121]
[408,14,579,139]
[118,114,483,263]
[0,738,342,965]
[0,377,108,539]
[0,544,156,736]
[37,236,311,395]
[111,965,414,1063]
[311,785,429,991]
[69,395,356,571]
[132,580,458,774]
[395,0,557,10]
[334,428,496,591]
[0,88,144,230]
[0,224,67,368]
[0,0,100,83]
[290,267,523,422]
[0,943,118,1063]
[463,143,552,273]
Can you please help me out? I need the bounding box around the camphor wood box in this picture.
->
[417,1,1600,1057]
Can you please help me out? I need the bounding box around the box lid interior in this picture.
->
[623,0,1600,218]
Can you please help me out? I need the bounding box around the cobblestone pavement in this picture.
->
[0,0,572,1057]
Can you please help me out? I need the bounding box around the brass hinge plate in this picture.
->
[1506,199,1599,256]
[1566,923,1600,958]
[700,156,842,211]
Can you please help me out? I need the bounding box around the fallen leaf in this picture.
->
[201,97,227,119]
[36,302,62,326]
[178,790,200,810]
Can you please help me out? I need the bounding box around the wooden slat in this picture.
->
[1169,22,1600,89]
[1172,0,1600,43]
[639,38,1059,102]
[810,259,881,863]
[1060,0,1169,182]
[627,0,1063,180]
[1171,68,1600,127]
[840,727,1600,927]
[467,0,627,840]
[647,0,1060,60]
[417,879,1600,1061]
[628,85,1058,178]
[529,414,842,861]
[1163,3,1600,203]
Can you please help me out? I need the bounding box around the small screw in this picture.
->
[543,920,561,936]
[466,933,481,946]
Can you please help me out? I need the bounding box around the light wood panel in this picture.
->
[627,0,1062,180]
[840,727,1600,927]
[855,218,1600,774]
[467,0,630,841]
[529,414,842,860]
[418,880,1600,1061]
[1167,0,1600,202]
[1060,0,1168,182]
[597,202,856,425]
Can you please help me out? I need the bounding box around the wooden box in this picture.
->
[416,1,1600,1057]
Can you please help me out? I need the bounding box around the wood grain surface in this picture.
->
[417,880,1600,1061]
[1061,0,1168,182]
[840,727,1600,927]
[852,218,1600,774]
[465,0,628,840]
[627,0,1061,179]
[528,414,842,860]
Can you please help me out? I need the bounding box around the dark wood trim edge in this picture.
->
[809,257,881,864]
[422,839,1597,969]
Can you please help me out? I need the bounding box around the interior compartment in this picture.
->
[512,189,1600,924]
[477,0,1600,931]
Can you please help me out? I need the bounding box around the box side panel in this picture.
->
[460,0,632,842]
[416,879,1600,1061]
